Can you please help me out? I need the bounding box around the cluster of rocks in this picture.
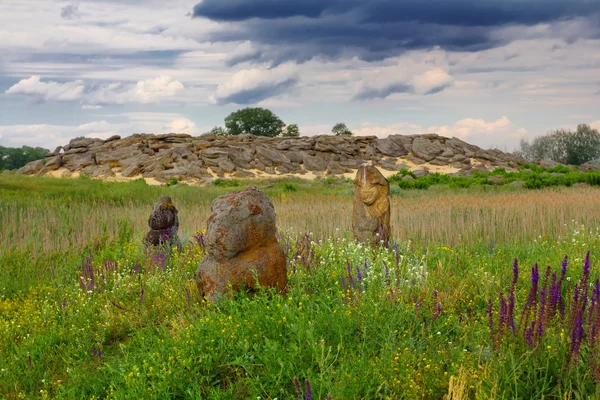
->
[13,133,524,183]
[146,165,389,301]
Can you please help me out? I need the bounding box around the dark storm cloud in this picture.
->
[213,78,297,105]
[354,83,414,100]
[193,0,600,64]
[60,4,80,20]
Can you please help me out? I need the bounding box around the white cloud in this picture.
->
[352,122,425,138]
[429,116,528,149]
[0,112,201,150]
[412,69,454,95]
[591,120,600,131]
[6,75,184,105]
[5,75,84,102]
[210,63,298,105]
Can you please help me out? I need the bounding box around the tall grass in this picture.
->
[1,176,599,254]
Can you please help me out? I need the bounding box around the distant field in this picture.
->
[1,174,599,252]
[1,175,600,398]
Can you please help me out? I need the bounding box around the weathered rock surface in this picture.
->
[352,164,391,245]
[145,196,179,246]
[16,133,526,183]
[196,187,287,301]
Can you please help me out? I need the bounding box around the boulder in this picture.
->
[69,137,96,148]
[145,196,180,246]
[17,159,44,175]
[352,165,391,245]
[375,137,409,157]
[411,137,444,161]
[303,153,329,171]
[195,187,287,301]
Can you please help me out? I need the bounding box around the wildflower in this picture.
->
[28,354,32,368]
[293,377,302,399]
[305,379,312,400]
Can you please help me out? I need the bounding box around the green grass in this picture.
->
[1,175,600,398]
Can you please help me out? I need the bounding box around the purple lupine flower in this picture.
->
[346,260,355,288]
[568,284,585,364]
[584,251,591,282]
[525,323,534,347]
[561,255,568,278]
[92,346,96,356]
[356,266,363,284]
[433,302,442,324]
[294,377,302,399]
[97,347,102,361]
[548,272,559,319]
[305,379,312,400]
[340,275,346,288]
[384,262,390,286]
[153,251,167,270]
[133,263,140,274]
[394,243,400,266]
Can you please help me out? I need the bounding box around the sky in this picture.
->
[1,0,599,151]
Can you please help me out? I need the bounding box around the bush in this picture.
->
[213,178,240,187]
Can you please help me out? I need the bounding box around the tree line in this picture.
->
[0,146,49,171]
[517,124,600,166]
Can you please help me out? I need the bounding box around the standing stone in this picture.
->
[196,186,287,301]
[145,196,180,246]
[352,164,391,245]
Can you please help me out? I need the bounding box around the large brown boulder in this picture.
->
[196,186,287,301]
[352,164,391,245]
[145,196,180,246]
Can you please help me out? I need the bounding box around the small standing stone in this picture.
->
[145,196,179,246]
[352,164,391,245]
[196,187,287,301]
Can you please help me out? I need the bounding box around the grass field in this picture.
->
[1,174,600,398]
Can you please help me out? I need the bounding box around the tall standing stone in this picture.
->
[145,196,180,246]
[196,187,287,301]
[352,164,391,245]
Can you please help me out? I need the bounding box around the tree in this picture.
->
[518,124,600,165]
[332,122,352,136]
[282,123,300,137]
[224,107,285,137]
[209,126,228,136]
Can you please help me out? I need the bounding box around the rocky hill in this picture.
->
[11,133,524,184]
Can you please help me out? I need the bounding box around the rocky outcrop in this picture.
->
[145,196,180,247]
[352,165,391,245]
[195,187,287,301]
[16,133,525,182]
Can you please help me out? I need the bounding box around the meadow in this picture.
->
[1,174,600,399]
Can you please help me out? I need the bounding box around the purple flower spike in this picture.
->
[140,287,145,304]
[97,348,103,361]
[356,266,363,284]
[488,299,494,342]
[340,275,346,288]
[293,377,302,399]
[133,263,140,274]
[561,255,568,277]
[512,258,519,285]
[27,354,32,368]
[305,379,312,400]
[384,262,390,286]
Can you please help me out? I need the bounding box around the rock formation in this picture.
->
[352,164,391,245]
[13,133,525,183]
[196,187,287,301]
[145,196,180,246]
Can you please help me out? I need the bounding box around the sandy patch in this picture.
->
[37,159,463,186]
